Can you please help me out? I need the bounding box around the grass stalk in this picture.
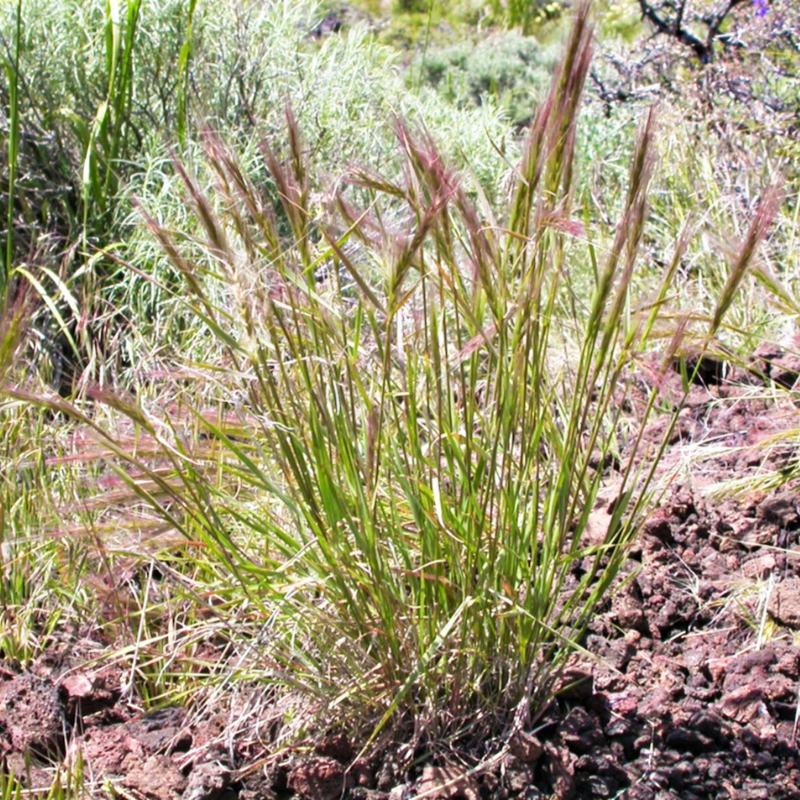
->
[177,0,200,147]
[81,0,142,231]
[1,0,22,304]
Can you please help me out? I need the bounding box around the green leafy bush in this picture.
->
[0,0,514,392]
[0,0,513,248]
[487,0,564,34]
[416,32,558,126]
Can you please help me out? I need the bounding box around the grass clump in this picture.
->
[9,2,772,753]
[0,7,786,788]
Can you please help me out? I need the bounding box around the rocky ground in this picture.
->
[3,346,800,799]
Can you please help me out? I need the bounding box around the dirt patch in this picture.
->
[0,671,63,756]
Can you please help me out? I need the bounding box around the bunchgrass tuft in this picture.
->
[1,0,780,762]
